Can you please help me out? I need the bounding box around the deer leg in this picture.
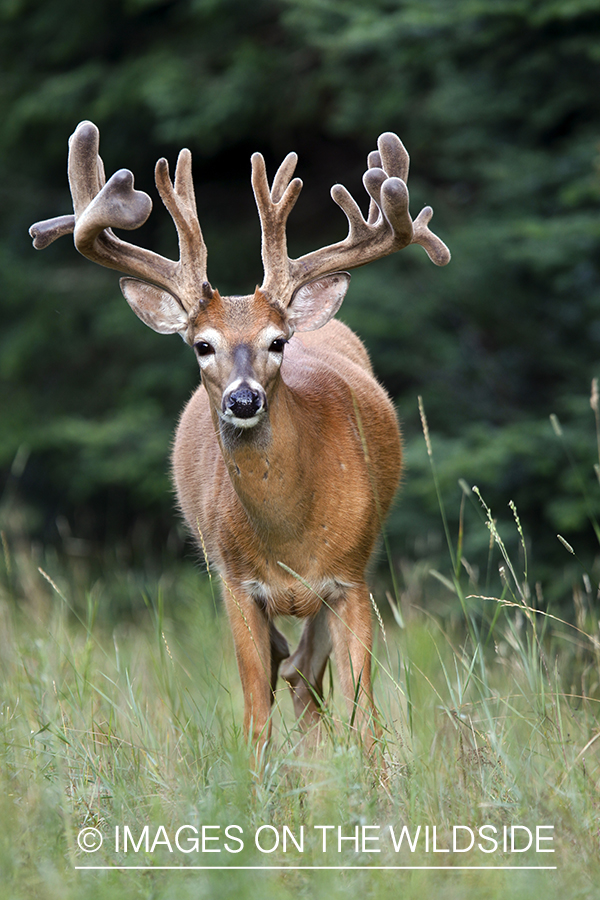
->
[269,622,290,699]
[221,584,273,747]
[327,584,381,754]
[280,605,332,729]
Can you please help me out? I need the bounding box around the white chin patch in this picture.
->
[220,410,264,429]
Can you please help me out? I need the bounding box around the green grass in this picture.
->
[1,522,600,900]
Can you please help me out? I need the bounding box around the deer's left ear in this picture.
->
[286,272,350,332]
[120,277,188,335]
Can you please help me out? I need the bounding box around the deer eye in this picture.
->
[194,340,215,357]
[269,338,287,353]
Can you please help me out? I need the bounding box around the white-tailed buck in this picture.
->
[30,122,450,754]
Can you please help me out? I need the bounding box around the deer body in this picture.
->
[30,122,449,752]
[173,308,401,741]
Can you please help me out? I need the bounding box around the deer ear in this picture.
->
[120,277,188,335]
[286,272,350,332]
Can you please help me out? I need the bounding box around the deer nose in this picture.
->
[225,386,265,420]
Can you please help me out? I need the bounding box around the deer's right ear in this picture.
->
[120,277,188,335]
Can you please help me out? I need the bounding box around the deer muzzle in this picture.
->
[222,382,267,428]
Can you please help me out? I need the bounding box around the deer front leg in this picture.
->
[222,583,273,747]
[279,605,332,734]
[328,584,381,754]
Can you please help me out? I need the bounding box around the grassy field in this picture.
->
[2,418,600,899]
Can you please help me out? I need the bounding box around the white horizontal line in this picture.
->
[75,865,557,871]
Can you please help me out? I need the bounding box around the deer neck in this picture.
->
[212,379,310,533]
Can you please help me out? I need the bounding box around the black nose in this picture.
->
[226,387,263,419]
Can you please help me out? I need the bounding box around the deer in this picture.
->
[30,121,450,757]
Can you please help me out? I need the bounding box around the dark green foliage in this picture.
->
[1,0,600,595]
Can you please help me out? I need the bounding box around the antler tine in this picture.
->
[68,120,104,218]
[366,149,382,226]
[377,132,410,183]
[364,132,410,227]
[30,121,108,250]
[30,214,76,250]
[362,168,413,247]
[270,151,300,204]
[412,206,451,266]
[154,150,209,296]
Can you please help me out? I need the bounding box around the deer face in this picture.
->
[119,274,352,430]
[190,290,290,429]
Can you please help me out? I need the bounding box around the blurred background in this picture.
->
[1,0,600,613]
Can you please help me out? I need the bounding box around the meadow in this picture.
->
[2,405,600,900]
